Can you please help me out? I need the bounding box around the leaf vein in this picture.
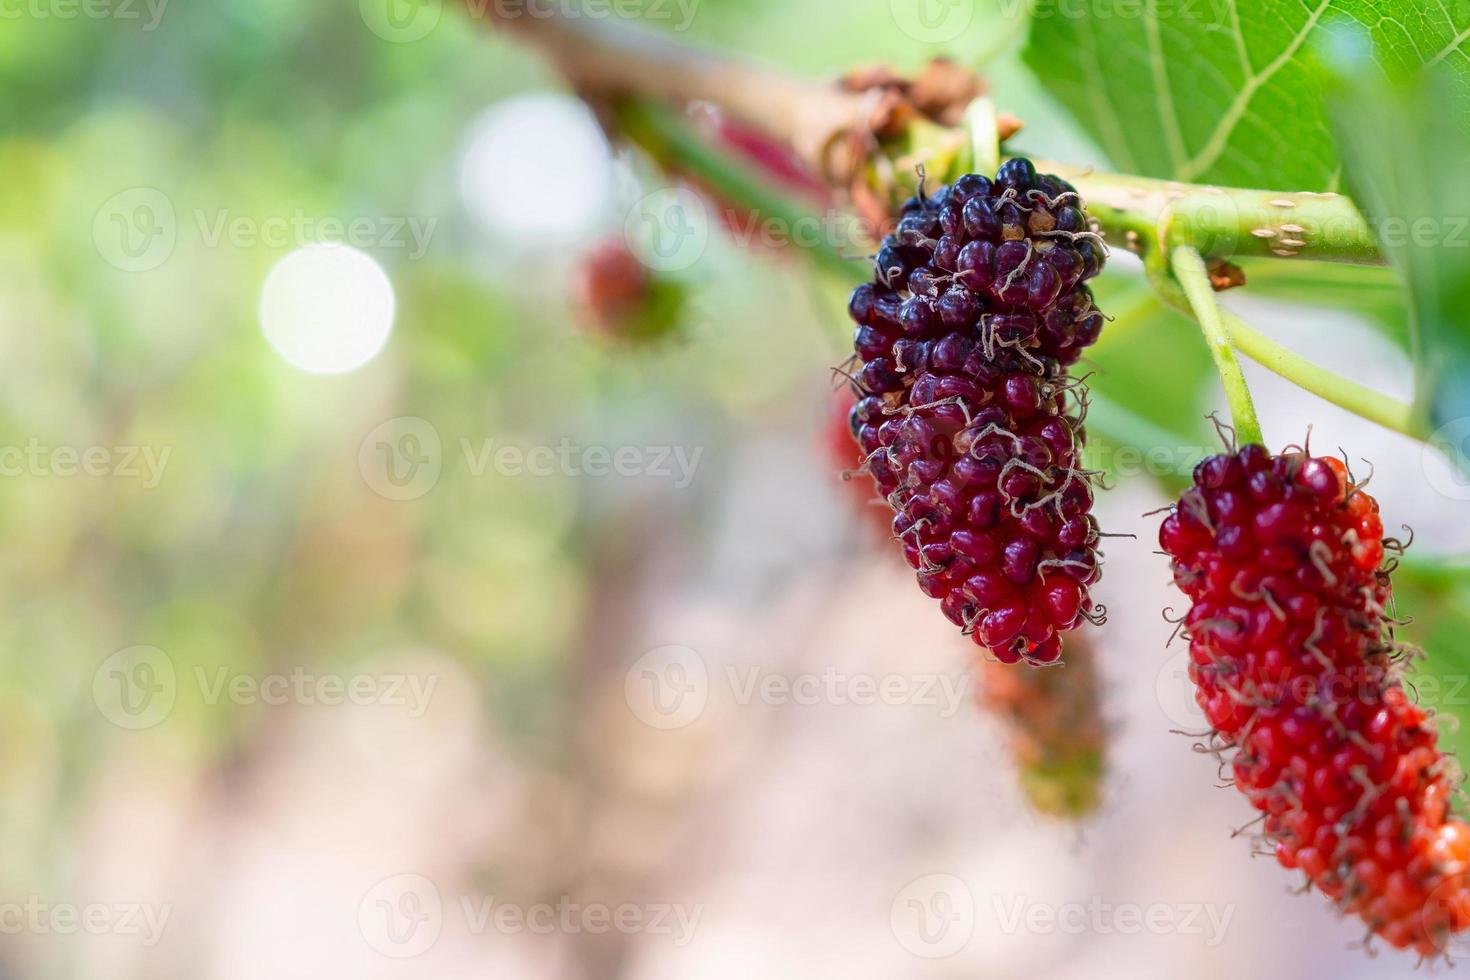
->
[1427,23,1470,67]
[1144,0,1188,173]
[1176,0,1334,181]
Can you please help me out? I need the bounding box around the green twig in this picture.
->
[1029,160,1383,268]
[965,98,1000,177]
[1216,308,1428,440]
[613,99,865,282]
[1170,246,1264,446]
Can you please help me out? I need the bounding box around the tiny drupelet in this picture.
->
[845,158,1108,665]
[1160,444,1470,956]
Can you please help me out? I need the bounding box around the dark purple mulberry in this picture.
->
[847,160,1108,665]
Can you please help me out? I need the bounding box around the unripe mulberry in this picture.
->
[847,159,1108,665]
[1159,445,1470,956]
[573,236,684,343]
[976,633,1106,817]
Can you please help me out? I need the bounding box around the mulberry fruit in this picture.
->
[846,159,1108,665]
[574,236,684,343]
[1159,444,1470,955]
[976,633,1107,817]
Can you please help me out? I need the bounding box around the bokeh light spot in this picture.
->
[459,93,613,243]
[259,244,396,374]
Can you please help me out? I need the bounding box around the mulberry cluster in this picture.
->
[1160,445,1470,955]
[846,158,1108,665]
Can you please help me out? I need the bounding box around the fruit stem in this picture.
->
[613,99,866,282]
[1170,246,1265,447]
[965,98,1000,177]
[1216,308,1430,440]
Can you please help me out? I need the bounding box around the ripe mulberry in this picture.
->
[1159,444,1470,955]
[846,159,1108,665]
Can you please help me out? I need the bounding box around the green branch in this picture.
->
[1170,246,1264,446]
[614,100,863,282]
[1028,160,1383,269]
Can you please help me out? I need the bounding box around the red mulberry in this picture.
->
[847,159,1108,665]
[1159,444,1470,955]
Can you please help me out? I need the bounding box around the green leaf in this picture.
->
[1390,561,1470,769]
[1322,40,1470,437]
[1234,258,1412,348]
[1022,0,1470,191]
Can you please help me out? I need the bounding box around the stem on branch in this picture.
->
[613,99,864,281]
[1027,161,1383,269]
[1171,246,1265,447]
[964,98,1000,176]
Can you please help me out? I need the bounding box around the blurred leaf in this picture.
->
[1083,279,1217,487]
[1233,258,1411,349]
[1022,0,1470,191]
[1393,561,1470,769]
[686,0,1030,74]
[1322,36,1470,436]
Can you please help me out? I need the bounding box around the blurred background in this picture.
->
[4,0,1470,976]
